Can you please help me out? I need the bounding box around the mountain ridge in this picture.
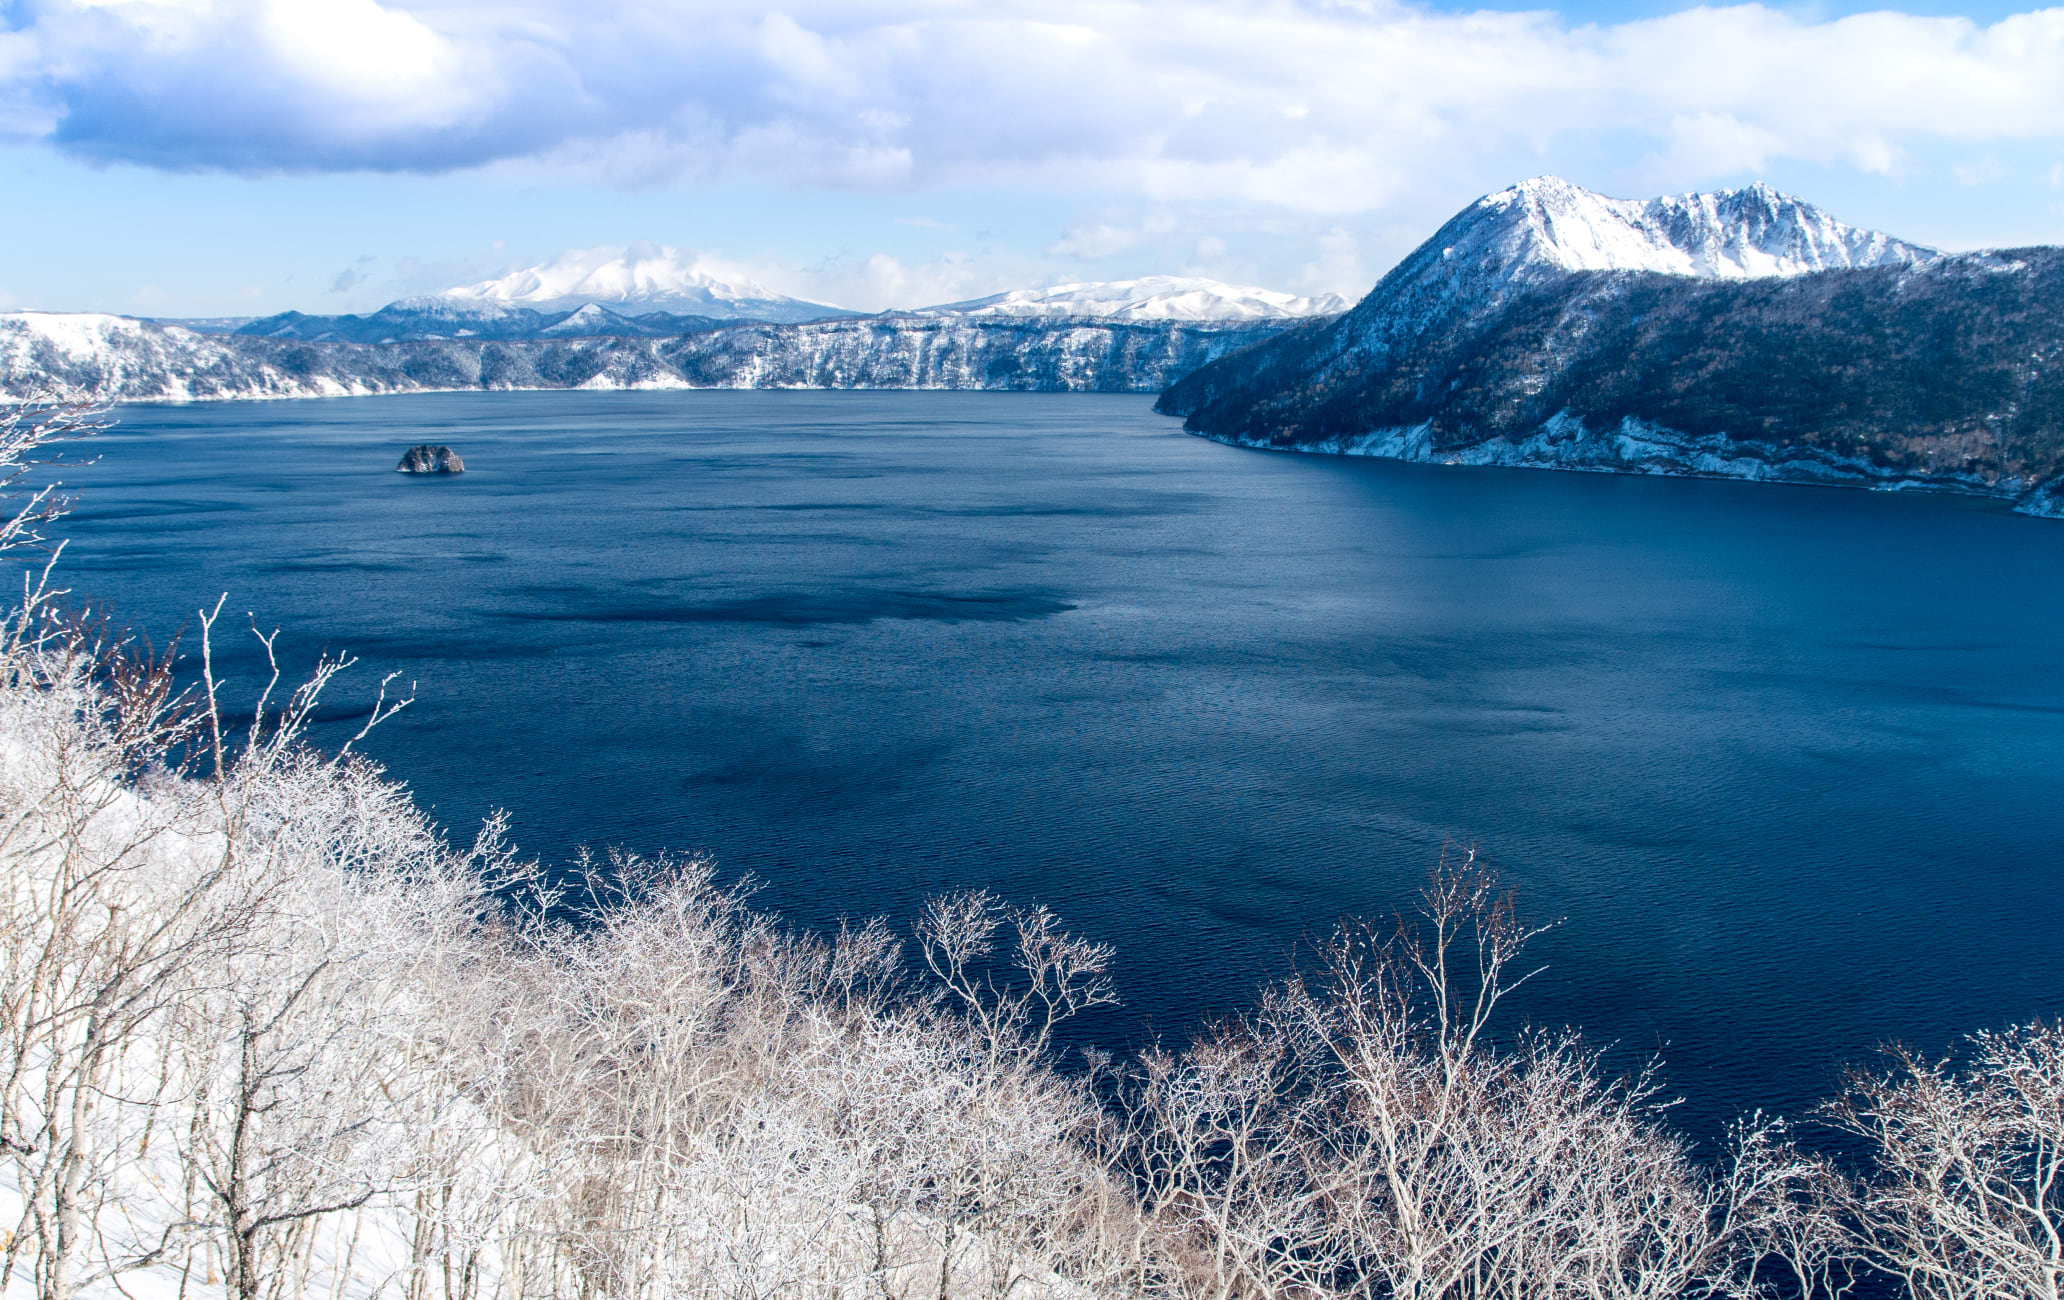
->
[0,310,1293,402]
[912,276,1347,322]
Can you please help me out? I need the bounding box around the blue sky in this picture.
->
[4,0,2064,316]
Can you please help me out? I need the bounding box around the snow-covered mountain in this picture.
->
[1169,177,1938,402]
[1159,178,2064,515]
[1454,176,1933,282]
[915,276,1347,322]
[435,243,853,323]
[1349,176,1936,344]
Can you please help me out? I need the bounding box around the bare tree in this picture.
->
[0,397,108,557]
[1113,849,1823,1300]
[0,511,263,1299]
[1828,1023,2064,1300]
[1717,1115,1857,1300]
[917,889,1118,1067]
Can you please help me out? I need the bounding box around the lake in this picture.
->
[34,389,2064,1144]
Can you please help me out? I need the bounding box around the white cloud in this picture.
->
[1643,113,1788,185]
[1045,211,1175,259]
[329,253,377,294]
[1296,226,1365,296]
[1045,222,1147,259]
[7,0,2064,211]
[791,251,992,313]
[1954,157,2007,185]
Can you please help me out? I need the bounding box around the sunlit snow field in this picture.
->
[32,389,2064,1143]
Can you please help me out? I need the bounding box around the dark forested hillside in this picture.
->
[1160,187,2064,515]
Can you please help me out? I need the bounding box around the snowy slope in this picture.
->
[917,276,1346,321]
[437,243,853,322]
[0,312,359,401]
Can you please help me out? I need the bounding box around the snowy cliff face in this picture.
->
[0,312,1290,403]
[1159,178,2064,515]
[660,316,1283,389]
[917,277,1347,322]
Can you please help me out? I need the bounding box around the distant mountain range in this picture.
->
[913,276,1347,322]
[1160,176,2064,516]
[0,268,1342,400]
[229,300,731,344]
[224,270,1343,343]
[429,243,855,323]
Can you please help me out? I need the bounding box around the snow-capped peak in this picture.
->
[914,276,1347,322]
[435,243,850,323]
[1267,177,1944,407]
[1453,176,1935,281]
[536,303,626,335]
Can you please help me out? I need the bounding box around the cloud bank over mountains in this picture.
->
[6,0,2064,206]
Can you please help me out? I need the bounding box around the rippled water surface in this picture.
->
[40,390,2064,1139]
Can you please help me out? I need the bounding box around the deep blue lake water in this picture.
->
[31,390,2064,1143]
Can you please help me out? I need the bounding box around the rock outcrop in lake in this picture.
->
[1158,177,2064,515]
[397,444,464,474]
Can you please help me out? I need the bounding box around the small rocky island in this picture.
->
[396,444,465,474]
